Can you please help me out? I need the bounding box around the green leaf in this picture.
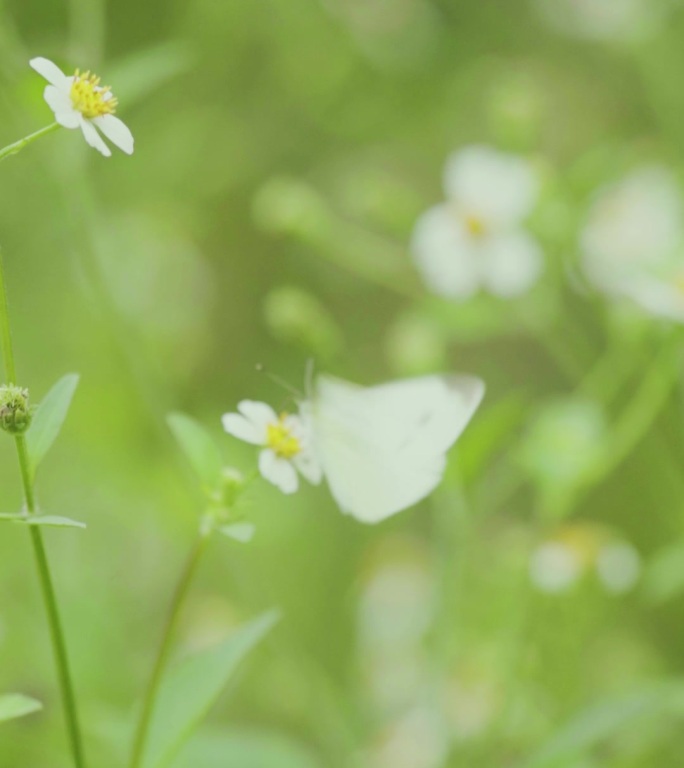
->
[14,515,86,530]
[144,610,280,768]
[110,42,195,109]
[167,413,223,491]
[171,728,321,768]
[217,522,255,544]
[0,512,24,521]
[0,694,42,723]
[520,683,684,768]
[26,374,79,476]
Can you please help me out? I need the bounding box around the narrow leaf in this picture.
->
[0,694,42,723]
[521,683,684,767]
[167,412,223,491]
[144,610,280,768]
[15,515,86,530]
[172,727,321,768]
[0,512,24,521]
[217,523,255,544]
[26,374,79,474]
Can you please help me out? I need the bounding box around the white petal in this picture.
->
[621,277,684,323]
[259,450,298,494]
[411,204,480,299]
[79,117,111,157]
[444,145,539,228]
[580,166,684,292]
[43,86,80,128]
[293,449,323,485]
[30,57,70,90]
[481,230,544,297]
[238,400,278,431]
[221,413,266,445]
[93,115,134,155]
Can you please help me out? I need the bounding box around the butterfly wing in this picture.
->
[311,374,484,523]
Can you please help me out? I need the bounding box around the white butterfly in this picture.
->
[306,373,485,524]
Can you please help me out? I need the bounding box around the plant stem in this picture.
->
[128,530,212,768]
[0,122,60,163]
[0,248,87,768]
[0,250,17,382]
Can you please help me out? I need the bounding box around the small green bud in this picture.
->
[219,467,246,509]
[0,385,32,434]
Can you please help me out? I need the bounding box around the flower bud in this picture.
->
[219,467,247,510]
[0,385,32,434]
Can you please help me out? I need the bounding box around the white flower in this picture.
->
[533,0,666,43]
[222,400,322,494]
[581,167,684,322]
[30,57,133,158]
[411,145,542,300]
[529,541,582,594]
[596,542,641,594]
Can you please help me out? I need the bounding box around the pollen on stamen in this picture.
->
[266,414,302,460]
[70,68,118,119]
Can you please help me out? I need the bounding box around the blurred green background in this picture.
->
[3,0,684,766]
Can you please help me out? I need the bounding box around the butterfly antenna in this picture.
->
[255,364,302,400]
[304,358,316,400]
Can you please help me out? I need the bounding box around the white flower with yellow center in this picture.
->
[30,57,133,158]
[411,146,543,300]
[581,166,684,322]
[222,401,322,494]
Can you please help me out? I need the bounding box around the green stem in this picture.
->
[128,530,212,768]
[0,250,16,382]
[0,122,60,163]
[0,248,87,768]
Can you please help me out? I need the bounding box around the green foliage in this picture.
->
[171,728,321,768]
[167,412,223,494]
[25,374,79,478]
[0,694,42,723]
[143,610,280,768]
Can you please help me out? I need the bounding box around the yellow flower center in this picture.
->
[464,213,486,238]
[266,414,301,459]
[70,69,118,119]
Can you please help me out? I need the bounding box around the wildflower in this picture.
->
[411,145,542,300]
[581,166,684,322]
[529,541,582,594]
[30,57,133,157]
[596,541,641,594]
[221,400,321,494]
[0,385,31,435]
[534,0,666,43]
[530,524,641,595]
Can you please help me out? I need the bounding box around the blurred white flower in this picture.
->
[30,57,133,157]
[529,541,582,593]
[596,542,641,594]
[359,561,433,653]
[370,706,448,768]
[534,0,668,43]
[442,672,500,741]
[222,401,322,494]
[411,146,542,300]
[581,167,684,322]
